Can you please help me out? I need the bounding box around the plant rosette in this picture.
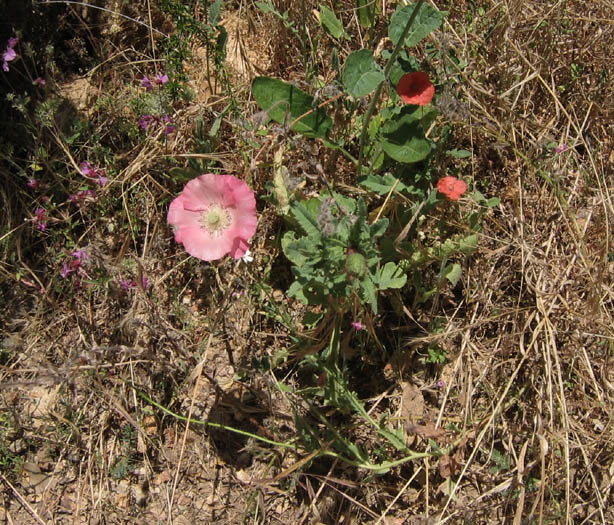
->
[167,174,258,261]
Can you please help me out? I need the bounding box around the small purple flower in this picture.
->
[96,175,108,186]
[141,276,149,289]
[80,161,94,176]
[554,143,568,154]
[27,178,39,189]
[436,379,445,389]
[60,263,72,278]
[2,37,18,72]
[155,73,169,85]
[351,321,365,331]
[37,222,47,232]
[139,114,156,131]
[120,278,135,290]
[141,75,153,91]
[71,249,89,262]
[34,77,45,86]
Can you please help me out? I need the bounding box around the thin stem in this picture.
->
[356,0,426,177]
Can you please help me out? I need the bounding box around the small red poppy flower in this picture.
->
[437,176,467,201]
[396,72,435,106]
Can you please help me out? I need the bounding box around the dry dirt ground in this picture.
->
[1,1,613,524]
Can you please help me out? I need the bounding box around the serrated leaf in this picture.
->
[376,261,407,289]
[389,3,446,48]
[290,201,321,238]
[319,5,345,39]
[252,77,332,138]
[443,263,462,287]
[342,49,385,97]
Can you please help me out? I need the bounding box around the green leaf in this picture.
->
[380,108,433,163]
[359,276,378,313]
[290,201,321,238]
[459,233,478,253]
[169,166,200,182]
[447,148,472,159]
[357,0,375,27]
[209,0,223,26]
[319,5,345,39]
[486,197,500,208]
[252,77,332,138]
[443,263,462,287]
[389,3,446,48]
[376,262,407,289]
[342,49,385,98]
[359,173,409,195]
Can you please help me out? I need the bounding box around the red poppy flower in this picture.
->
[396,72,435,106]
[437,176,467,201]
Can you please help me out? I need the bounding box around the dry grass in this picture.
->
[1,0,613,523]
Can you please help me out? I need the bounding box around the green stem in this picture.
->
[356,0,426,178]
[130,383,297,450]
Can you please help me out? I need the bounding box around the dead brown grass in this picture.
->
[1,0,613,523]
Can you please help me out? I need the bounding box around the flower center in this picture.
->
[200,205,231,235]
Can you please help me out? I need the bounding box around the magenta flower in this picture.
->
[2,37,18,72]
[155,73,169,85]
[34,77,45,86]
[71,249,89,262]
[351,321,365,331]
[60,263,73,278]
[80,161,94,176]
[141,75,153,91]
[139,114,156,130]
[27,178,39,189]
[554,143,568,153]
[167,174,258,261]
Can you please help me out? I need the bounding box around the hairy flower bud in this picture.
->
[346,251,367,277]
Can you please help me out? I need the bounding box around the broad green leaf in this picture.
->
[359,276,378,313]
[376,262,407,289]
[342,49,385,98]
[443,263,462,287]
[380,108,433,163]
[319,5,345,39]
[357,0,375,28]
[486,197,500,207]
[252,77,332,138]
[389,3,446,48]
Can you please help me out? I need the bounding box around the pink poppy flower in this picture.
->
[396,72,435,106]
[437,176,467,201]
[167,174,258,261]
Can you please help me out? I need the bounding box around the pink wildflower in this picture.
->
[436,176,467,201]
[27,178,39,189]
[141,75,153,91]
[351,321,365,331]
[2,37,18,72]
[554,143,568,153]
[167,174,258,261]
[34,77,45,86]
[155,73,169,85]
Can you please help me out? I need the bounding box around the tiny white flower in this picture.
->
[241,249,254,263]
